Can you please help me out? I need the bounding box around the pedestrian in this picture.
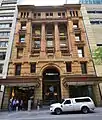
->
[16,99,19,111]
[20,99,23,110]
[37,99,40,110]
[8,97,13,112]
[12,98,16,111]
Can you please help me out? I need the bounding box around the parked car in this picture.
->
[50,96,95,115]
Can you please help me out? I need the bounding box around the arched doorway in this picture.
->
[42,67,61,105]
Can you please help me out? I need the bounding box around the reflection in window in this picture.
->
[0,52,6,60]
[0,64,3,73]
[0,41,8,47]
[78,47,84,57]
[15,64,21,75]
[81,62,87,74]
[19,35,25,43]
[17,48,23,59]
[34,38,40,48]
[47,38,53,47]
[66,62,71,72]
[30,63,36,73]
[0,32,10,36]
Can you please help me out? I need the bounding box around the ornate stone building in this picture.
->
[1,4,102,109]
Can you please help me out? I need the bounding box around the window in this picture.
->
[75,98,91,102]
[0,9,15,13]
[27,12,29,18]
[0,16,13,20]
[76,11,78,16]
[0,52,6,60]
[32,25,41,36]
[46,25,54,36]
[19,35,25,42]
[66,62,71,72]
[62,12,65,17]
[87,11,95,14]
[15,64,21,75]
[64,100,71,104]
[50,13,53,16]
[75,34,81,41]
[59,24,67,36]
[78,47,84,57]
[90,21,99,24]
[0,23,12,28]
[0,32,10,37]
[47,38,53,47]
[58,13,61,17]
[73,22,78,29]
[17,48,23,59]
[58,12,65,18]
[34,29,41,36]
[1,3,16,7]
[0,41,8,47]
[34,38,40,48]
[60,38,67,47]
[34,13,41,18]
[81,62,87,74]
[0,64,3,73]
[30,63,36,73]
[21,22,26,30]
[46,12,53,18]
[97,43,102,46]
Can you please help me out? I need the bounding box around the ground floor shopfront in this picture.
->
[0,74,102,110]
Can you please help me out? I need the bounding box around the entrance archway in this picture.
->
[42,67,61,105]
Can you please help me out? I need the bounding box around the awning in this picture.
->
[0,76,40,88]
[5,82,38,87]
[66,81,95,86]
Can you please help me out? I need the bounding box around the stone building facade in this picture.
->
[1,4,102,109]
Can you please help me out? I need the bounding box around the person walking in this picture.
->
[12,98,16,111]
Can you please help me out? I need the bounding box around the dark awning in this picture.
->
[0,76,40,88]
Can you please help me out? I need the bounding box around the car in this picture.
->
[50,96,95,115]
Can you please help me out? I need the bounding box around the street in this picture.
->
[0,107,102,120]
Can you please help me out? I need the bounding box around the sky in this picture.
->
[19,0,79,6]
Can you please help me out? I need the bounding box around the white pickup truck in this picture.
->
[50,97,95,115]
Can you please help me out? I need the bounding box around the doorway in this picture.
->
[10,86,34,110]
[42,67,61,105]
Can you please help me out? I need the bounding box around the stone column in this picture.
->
[68,20,77,58]
[54,22,61,58]
[93,84,102,106]
[61,77,69,99]
[24,20,31,58]
[40,23,46,58]
[67,20,72,54]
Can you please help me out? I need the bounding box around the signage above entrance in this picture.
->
[46,73,59,75]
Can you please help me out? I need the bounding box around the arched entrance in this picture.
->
[42,67,61,105]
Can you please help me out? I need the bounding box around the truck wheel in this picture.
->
[55,108,62,115]
[81,106,89,114]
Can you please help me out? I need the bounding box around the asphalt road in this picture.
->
[0,107,102,120]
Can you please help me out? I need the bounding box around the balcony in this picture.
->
[19,29,26,34]
[60,46,68,51]
[75,40,85,46]
[73,27,81,33]
[46,47,55,53]
[15,42,26,47]
[60,46,69,56]
[32,34,41,38]
[31,48,40,57]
